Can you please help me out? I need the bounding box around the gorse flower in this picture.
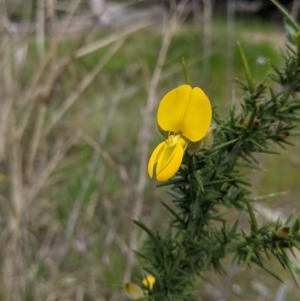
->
[142,274,156,290]
[148,85,212,181]
[124,282,144,299]
[124,275,156,299]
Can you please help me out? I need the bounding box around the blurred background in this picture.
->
[1,0,300,300]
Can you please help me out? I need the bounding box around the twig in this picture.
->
[0,18,15,160]
[202,0,213,80]
[83,134,130,184]
[26,131,81,202]
[65,83,128,243]
[57,0,82,38]
[43,39,125,137]
[23,57,75,182]
[226,0,236,102]
[36,0,45,58]
[75,22,150,58]
[2,10,24,300]
[65,149,100,242]
[18,15,96,139]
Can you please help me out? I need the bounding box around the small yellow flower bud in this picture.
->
[124,282,144,299]
[277,225,290,239]
[142,275,156,290]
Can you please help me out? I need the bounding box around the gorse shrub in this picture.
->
[125,2,300,300]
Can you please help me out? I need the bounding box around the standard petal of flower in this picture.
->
[156,139,185,182]
[148,141,165,178]
[124,283,144,299]
[157,85,192,133]
[181,87,212,141]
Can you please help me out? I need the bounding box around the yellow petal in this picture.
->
[156,138,185,182]
[181,87,212,141]
[124,283,144,299]
[148,141,166,178]
[157,85,212,142]
[142,275,156,290]
[156,122,169,138]
[157,85,192,134]
[156,143,177,177]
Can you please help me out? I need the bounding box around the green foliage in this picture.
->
[135,3,300,300]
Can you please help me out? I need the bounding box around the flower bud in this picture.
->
[256,83,264,91]
[238,117,245,126]
[253,120,260,130]
[124,283,144,299]
[142,275,156,290]
[277,225,290,239]
[279,131,290,139]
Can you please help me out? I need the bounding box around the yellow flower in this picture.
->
[142,274,156,290]
[124,282,144,299]
[148,85,212,181]
[124,275,155,299]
